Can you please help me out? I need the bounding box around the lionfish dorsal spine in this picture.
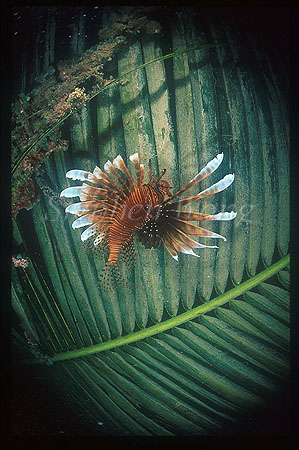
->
[129,153,143,187]
[113,155,136,191]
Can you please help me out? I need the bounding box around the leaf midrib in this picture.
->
[21,254,289,365]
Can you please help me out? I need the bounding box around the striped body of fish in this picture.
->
[61,152,236,288]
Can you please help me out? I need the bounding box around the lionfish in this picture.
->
[60,153,236,288]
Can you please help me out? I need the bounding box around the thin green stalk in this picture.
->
[21,254,289,365]
[11,42,226,176]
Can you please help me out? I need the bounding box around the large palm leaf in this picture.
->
[11,8,289,435]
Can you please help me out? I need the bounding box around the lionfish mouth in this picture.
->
[60,152,236,286]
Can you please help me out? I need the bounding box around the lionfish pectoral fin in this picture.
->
[166,153,224,201]
[65,169,99,184]
[181,248,201,257]
[60,186,85,199]
[168,210,237,221]
[166,173,235,209]
[141,199,234,259]
[161,235,178,261]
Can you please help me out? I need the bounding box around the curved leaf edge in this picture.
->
[18,254,289,366]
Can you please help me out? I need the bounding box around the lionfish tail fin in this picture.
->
[98,262,116,292]
[119,238,136,270]
[112,263,130,289]
[98,262,129,291]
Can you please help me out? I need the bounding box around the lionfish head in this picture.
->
[154,168,172,198]
[156,179,172,198]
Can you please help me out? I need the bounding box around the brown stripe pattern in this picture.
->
[61,152,236,286]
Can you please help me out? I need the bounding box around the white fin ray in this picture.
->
[112,154,124,169]
[112,154,136,190]
[209,211,237,221]
[72,214,94,229]
[65,202,98,216]
[196,174,235,199]
[193,242,219,248]
[60,186,85,198]
[167,153,224,201]
[129,152,143,186]
[191,153,224,183]
[93,166,106,179]
[181,248,201,257]
[104,160,114,173]
[66,170,90,181]
[129,153,139,164]
[80,225,98,241]
[65,203,83,215]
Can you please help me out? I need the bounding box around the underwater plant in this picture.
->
[11,8,162,219]
[11,7,289,437]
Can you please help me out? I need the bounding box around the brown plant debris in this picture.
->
[12,8,161,219]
